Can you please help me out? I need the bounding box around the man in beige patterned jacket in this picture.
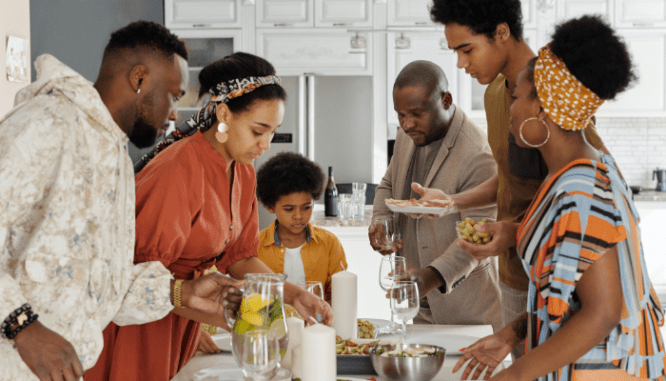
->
[370,61,502,331]
[0,22,244,381]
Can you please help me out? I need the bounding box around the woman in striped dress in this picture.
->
[453,16,665,381]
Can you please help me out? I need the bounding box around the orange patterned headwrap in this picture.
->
[534,45,604,131]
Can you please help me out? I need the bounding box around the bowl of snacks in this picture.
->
[358,318,376,339]
[369,343,445,381]
[456,217,493,245]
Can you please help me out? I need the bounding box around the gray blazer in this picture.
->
[373,106,502,331]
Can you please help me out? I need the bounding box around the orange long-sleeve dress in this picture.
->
[85,131,259,381]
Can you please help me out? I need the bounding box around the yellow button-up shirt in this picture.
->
[258,221,347,303]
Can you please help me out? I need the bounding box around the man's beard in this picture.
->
[128,115,159,148]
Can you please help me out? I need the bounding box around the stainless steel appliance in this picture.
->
[653,168,666,191]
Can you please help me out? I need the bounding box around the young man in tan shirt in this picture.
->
[419,0,615,360]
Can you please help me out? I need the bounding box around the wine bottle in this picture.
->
[324,166,338,217]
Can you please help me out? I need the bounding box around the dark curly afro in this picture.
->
[549,15,636,100]
[429,0,523,41]
[256,152,325,209]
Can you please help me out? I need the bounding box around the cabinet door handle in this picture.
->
[633,22,654,27]
[193,23,212,28]
[333,22,351,26]
[414,21,428,25]
[274,23,295,27]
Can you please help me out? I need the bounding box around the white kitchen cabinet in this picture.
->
[634,201,666,301]
[598,29,666,116]
[315,0,373,27]
[522,0,537,29]
[557,0,611,23]
[385,32,458,134]
[165,0,243,28]
[256,0,314,27]
[256,29,372,75]
[615,0,666,28]
[387,0,435,27]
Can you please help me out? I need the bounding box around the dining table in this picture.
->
[171,323,508,381]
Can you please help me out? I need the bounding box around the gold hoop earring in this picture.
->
[215,122,228,144]
[519,117,550,148]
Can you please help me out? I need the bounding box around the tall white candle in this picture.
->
[301,324,336,381]
[282,317,304,371]
[332,270,357,340]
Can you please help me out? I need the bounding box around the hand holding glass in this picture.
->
[390,281,419,344]
[371,216,401,251]
[297,280,324,300]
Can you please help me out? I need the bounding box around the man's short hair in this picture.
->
[430,0,524,41]
[103,21,188,61]
[394,60,449,94]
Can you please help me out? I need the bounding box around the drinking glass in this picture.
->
[371,216,401,250]
[297,280,324,300]
[390,281,420,344]
[339,194,353,220]
[351,182,367,220]
[377,255,407,334]
[241,329,280,380]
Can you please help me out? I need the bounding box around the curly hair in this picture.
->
[103,20,188,60]
[525,15,635,101]
[198,52,287,115]
[256,152,325,209]
[429,0,523,41]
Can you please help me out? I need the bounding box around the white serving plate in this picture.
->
[406,333,480,356]
[211,332,232,353]
[385,201,453,215]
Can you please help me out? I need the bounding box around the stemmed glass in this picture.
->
[389,281,420,344]
[371,216,401,250]
[297,280,324,300]
[241,329,280,380]
[377,255,407,334]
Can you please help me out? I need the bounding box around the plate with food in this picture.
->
[384,198,455,215]
[336,336,392,375]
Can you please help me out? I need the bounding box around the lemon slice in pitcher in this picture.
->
[269,318,286,339]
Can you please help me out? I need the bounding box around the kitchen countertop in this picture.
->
[633,190,666,202]
[310,205,373,227]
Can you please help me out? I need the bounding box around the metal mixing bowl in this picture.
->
[369,343,446,381]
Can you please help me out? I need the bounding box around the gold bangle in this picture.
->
[174,279,184,308]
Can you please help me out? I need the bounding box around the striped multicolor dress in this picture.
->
[517,153,666,380]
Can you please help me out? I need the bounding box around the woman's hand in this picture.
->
[197,329,221,354]
[179,272,244,316]
[457,221,518,261]
[291,288,334,326]
[13,320,84,381]
[452,333,514,380]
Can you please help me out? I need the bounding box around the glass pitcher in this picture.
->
[225,273,289,375]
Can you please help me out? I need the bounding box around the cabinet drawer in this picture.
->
[615,0,666,27]
[257,0,314,27]
[315,0,373,27]
[387,0,434,27]
[166,0,241,28]
[256,30,372,75]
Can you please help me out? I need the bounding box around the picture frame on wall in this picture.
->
[6,36,29,84]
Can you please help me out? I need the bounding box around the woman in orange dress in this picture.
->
[85,52,332,381]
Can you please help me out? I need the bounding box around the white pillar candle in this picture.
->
[301,324,336,381]
[282,317,304,371]
[331,270,357,340]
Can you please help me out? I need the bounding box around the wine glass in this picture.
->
[377,255,407,334]
[390,281,420,344]
[297,280,324,300]
[371,216,401,250]
[241,329,280,380]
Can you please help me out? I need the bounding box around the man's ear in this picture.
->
[494,22,511,43]
[129,65,148,93]
[441,91,453,110]
[267,206,276,214]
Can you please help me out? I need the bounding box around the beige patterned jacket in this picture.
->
[0,54,173,380]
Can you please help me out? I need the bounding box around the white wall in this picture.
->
[0,0,30,117]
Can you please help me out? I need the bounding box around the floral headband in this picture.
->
[133,75,281,173]
[534,45,604,131]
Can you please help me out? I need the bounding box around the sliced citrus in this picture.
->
[269,318,286,339]
[245,293,269,312]
[242,311,264,327]
[233,319,251,336]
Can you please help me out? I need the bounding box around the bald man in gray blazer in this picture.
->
[371,61,501,331]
